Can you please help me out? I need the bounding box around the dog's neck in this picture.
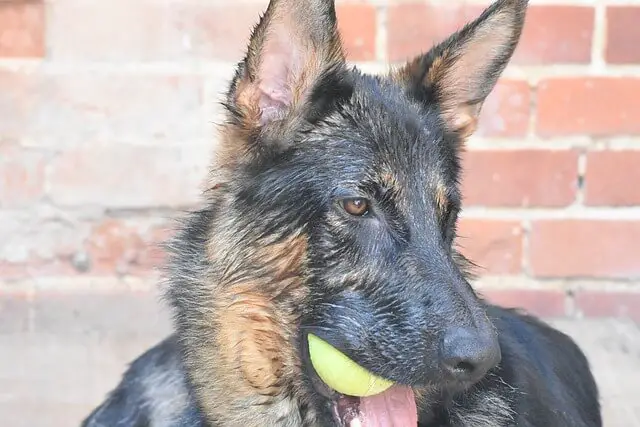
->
[166,208,317,425]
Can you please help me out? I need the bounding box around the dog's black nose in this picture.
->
[439,327,501,383]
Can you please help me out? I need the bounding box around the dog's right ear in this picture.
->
[225,0,346,139]
[393,0,528,140]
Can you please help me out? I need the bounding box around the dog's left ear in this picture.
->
[228,0,346,132]
[394,0,528,138]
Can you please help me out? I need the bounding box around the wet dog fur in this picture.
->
[82,0,602,425]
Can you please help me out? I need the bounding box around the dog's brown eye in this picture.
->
[342,198,369,216]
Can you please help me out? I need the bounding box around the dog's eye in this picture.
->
[342,198,370,216]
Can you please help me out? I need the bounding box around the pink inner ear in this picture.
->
[256,29,304,125]
[258,82,290,125]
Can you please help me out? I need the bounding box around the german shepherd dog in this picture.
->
[82,0,601,425]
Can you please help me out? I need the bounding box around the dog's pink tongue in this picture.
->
[354,385,417,427]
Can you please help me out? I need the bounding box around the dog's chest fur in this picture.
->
[128,343,514,427]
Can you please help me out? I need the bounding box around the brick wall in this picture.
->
[1,0,639,321]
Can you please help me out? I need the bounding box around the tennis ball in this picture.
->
[308,333,394,397]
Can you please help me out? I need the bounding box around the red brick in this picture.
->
[47,1,163,61]
[85,219,171,276]
[585,151,640,206]
[0,294,30,333]
[0,261,30,281]
[387,5,593,64]
[574,291,640,322]
[536,78,640,137]
[530,220,640,279]
[0,71,205,147]
[387,3,485,62]
[47,144,209,208]
[0,214,174,280]
[0,143,46,208]
[513,6,594,64]
[48,2,374,62]
[0,259,77,281]
[461,150,579,207]
[168,3,265,61]
[0,0,45,58]
[337,4,376,61]
[606,7,640,64]
[456,219,523,275]
[479,289,567,318]
[48,1,264,61]
[0,213,89,280]
[477,80,531,137]
[0,71,34,143]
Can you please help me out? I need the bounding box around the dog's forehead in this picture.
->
[323,71,456,184]
[357,73,445,147]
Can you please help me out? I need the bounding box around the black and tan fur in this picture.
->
[82,0,601,425]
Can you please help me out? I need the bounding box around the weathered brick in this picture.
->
[336,4,376,61]
[0,213,83,262]
[84,219,172,276]
[606,7,640,64]
[536,78,640,137]
[530,220,640,279]
[585,151,640,206]
[479,289,567,318]
[48,1,374,62]
[0,259,77,282]
[477,80,531,137]
[0,295,31,334]
[387,4,593,64]
[168,2,266,62]
[0,71,205,147]
[461,150,579,207]
[0,214,175,280]
[0,0,45,58]
[47,144,210,208]
[387,3,485,62]
[513,6,594,64]
[456,219,523,275]
[0,261,31,282]
[32,291,171,337]
[48,1,264,62]
[0,71,33,143]
[0,213,88,280]
[574,291,640,323]
[47,0,165,61]
[0,143,46,208]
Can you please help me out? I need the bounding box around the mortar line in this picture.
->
[374,2,388,63]
[592,1,608,69]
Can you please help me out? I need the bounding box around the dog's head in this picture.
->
[166,0,528,425]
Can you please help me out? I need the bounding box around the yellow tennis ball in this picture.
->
[308,333,394,397]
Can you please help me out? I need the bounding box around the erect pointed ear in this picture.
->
[393,0,528,138]
[227,0,347,132]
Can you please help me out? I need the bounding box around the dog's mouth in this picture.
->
[303,334,418,427]
[330,385,418,427]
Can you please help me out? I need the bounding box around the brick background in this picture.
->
[1,0,639,321]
